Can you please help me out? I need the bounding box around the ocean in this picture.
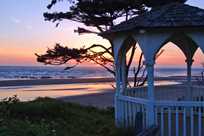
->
[0,66,203,80]
[0,66,202,101]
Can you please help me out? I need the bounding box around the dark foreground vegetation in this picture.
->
[0,96,132,136]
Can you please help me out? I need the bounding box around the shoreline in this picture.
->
[0,76,202,108]
[0,76,195,87]
[0,77,115,87]
[0,76,185,87]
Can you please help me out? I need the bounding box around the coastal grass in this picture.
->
[0,96,131,136]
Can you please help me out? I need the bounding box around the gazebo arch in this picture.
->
[187,32,204,53]
[103,3,204,135]
[157,33,198,60]
[156,41,187,62]
[115,36,137,92]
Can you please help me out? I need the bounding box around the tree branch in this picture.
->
[86,44,113,56]
[134,53,143,87]
[127,44,136,75]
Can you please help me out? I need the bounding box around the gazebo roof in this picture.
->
[104,3,204,35]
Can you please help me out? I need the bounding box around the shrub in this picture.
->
[0,97,130,136]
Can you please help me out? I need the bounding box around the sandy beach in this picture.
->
[59,91,115,108]
[0,76,193,108]
[0,78,116,106]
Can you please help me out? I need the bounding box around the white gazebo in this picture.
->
[102,3,204,136]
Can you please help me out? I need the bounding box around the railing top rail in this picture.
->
[126,86,147,90]
[118,95,204,107]
[156,100,204,107]
[125,84,204,93]
[126,84,184,91]
[118,95,150,105]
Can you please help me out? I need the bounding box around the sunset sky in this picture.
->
[0,0,203,67]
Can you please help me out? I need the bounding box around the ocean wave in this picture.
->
[0,66,202,80]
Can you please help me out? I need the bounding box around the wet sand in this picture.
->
[0,76,185,87]
[0,77,187,108]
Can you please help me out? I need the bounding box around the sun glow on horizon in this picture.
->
[0,0,203,67]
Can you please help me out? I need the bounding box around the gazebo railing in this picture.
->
[117,95,204,136]
[124,86,147,98]
[117,85,204,136]
[125,85,204,101]
[117,95,148,131]
[155,100,204,136]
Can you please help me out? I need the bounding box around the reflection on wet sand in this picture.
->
[0,80,179,102]
[0,83,114,101]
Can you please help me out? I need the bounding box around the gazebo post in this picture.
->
[121,51,127,94]
[114,58,122,127]
[114,52,124,127]
[186,58,194,101]
[113,41,128,127]
[146,59,155,127]
[114,65,119,127]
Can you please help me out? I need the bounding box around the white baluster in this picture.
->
[123,100,126,128]
[142,105,146,129]
[128,101,132,127]
[198,107,202,136]
[176,107,179,136]
[132,102,136,128]
[155,107,158,126]
[125,101,129,128]
[118,99,121,126]
[168,107,172,136]
[183,108,186,136]
[135,103,138,128]
[127,101,129,127]
[161,107,164,136]
[191,107,194,136]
